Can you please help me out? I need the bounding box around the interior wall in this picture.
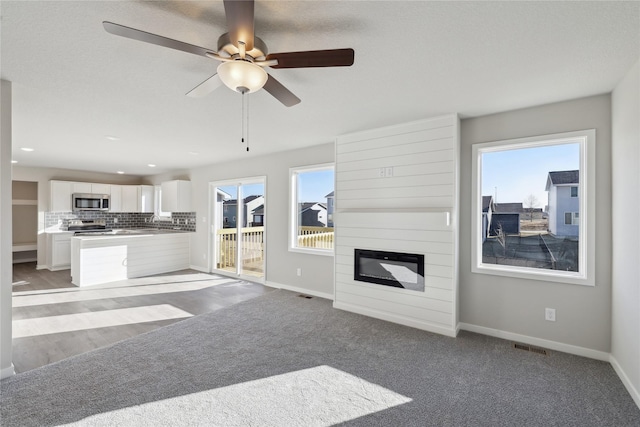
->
[611,59,640,406]
[1,80,14,377]
[459,94,612,354]
[11,166,142,268]
[183,143,335,297]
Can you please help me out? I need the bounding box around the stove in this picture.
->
[68,219,111,233]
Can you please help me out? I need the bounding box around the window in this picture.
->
[153,185,171,221]
[564,212,579,225]
[289,164,335,255]
[471,129,595,286]
[571,186,578,197]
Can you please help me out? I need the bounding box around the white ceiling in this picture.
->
[2,1,638,177]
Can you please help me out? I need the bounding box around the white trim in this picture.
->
[610,355,640,410]
[458,322,609,361]
[265,280,333,301]
[471,129,595,286]
[188,264,209,273]
[335,301,457,338]
[1,364,15,379]
[288,163,335,255]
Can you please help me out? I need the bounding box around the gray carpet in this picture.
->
[1,290,638,426]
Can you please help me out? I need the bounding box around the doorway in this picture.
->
[210,177,266,282]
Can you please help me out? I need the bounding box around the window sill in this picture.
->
[472,263,593,287]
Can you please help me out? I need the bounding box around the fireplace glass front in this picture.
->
[354,249,425,291]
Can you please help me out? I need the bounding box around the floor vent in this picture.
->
[513,342,548,356]
[298,294,313,299]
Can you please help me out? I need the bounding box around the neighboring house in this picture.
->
[482,195,495,242]
[299,202,328,227]
[545,170,579,237]
[223,195,265,228]
[325,191,334,227]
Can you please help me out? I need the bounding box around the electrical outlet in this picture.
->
[385,166,394,177]
[113,218,118,224]
[297,268,301,277]
[379,167,385,178]
[545,308,556,322]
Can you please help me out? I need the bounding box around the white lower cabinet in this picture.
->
[47,232,73,270]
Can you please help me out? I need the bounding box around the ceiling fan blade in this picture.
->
[186,74,222,98]
[103,21,214,58]
[263,74,301,107]
[266,49,354,69]
[223,0,255,51]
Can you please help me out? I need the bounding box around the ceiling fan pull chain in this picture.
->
[241,91,245,144]
[246,94,250,152]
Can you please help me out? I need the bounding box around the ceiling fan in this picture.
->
[103,0,355,107]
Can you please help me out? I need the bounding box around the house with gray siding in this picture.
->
[546,170,580,237]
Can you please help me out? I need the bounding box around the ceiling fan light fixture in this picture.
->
[217,60,267,93]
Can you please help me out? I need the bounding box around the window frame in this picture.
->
[471,129,596,286]
[289,163,335,256]
[153,185,172,221]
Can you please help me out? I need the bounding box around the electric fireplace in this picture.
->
[354,249,425,291]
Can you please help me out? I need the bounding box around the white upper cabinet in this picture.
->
[50,180,73,212]
[91,183,111,195]
[121,185,139,212]
[161,180,191,212]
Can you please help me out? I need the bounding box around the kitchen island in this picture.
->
[70,229,191,287]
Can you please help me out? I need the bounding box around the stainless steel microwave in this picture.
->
[72,193,110,211]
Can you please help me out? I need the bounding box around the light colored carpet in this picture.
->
[1,290,638,426]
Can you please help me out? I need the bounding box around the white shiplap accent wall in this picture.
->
[334,115,459,337]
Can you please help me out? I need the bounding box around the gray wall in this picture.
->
[1,80,13,377]
[182,143,336,297]
[611,60,640,403]
[459,94,612,352]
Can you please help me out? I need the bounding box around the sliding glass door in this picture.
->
[210,177,265,281]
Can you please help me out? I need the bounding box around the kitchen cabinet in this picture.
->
[47,232,73,270]
[110,185,123,212]
[50,180,73,212]
[111,185,153,213]
[121,185,139,212]
[161,180,191,212]
[91,183,111,195]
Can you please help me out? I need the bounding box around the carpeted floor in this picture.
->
[1,290,639,426]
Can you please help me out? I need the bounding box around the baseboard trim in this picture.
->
[188,264,209,273]
[265,281,334,301]
[334,301,457,338]
[1,364,15,379]
[458,322,610,361]
[610,355,640,410]
[36,264,47,270]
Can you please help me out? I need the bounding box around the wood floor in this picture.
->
[11,262,273,374]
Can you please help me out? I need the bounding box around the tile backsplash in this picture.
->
[45,211,197,232]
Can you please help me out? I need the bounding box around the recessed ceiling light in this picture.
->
[188,151,199,156]
[11,160,18,164]
[148,164,156,168]
[105,135,120,141]
[117,171,125,174]
[21,147,34,152]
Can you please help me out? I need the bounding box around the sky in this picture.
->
[482,143,579,208]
